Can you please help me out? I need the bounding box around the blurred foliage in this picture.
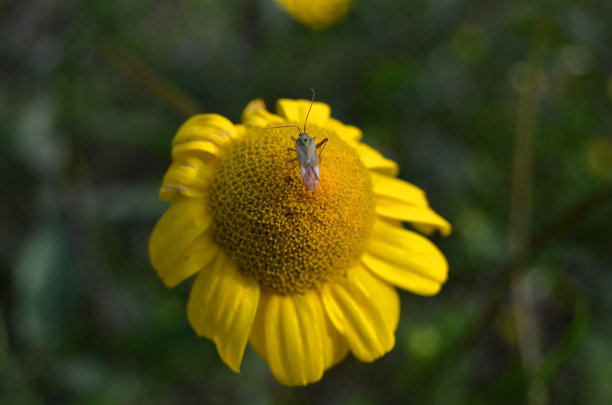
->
[1,0,612,403]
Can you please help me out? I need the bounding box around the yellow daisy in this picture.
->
[148,97,451,386]
[273,0,353,30]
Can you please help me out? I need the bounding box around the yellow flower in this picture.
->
[149,97,451,386]
[273,0,353,30]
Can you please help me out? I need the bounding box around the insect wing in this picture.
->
[296,135,321,190]
[296,135,319,167]
[301,163,319,191]
[295,138,310,167]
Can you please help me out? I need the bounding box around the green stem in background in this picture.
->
[469,183,612,364]
[93,36,204,117]
[415,181,612,398]
[509,11,554,405]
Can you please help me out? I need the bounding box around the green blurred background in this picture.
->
[1,0,612,403]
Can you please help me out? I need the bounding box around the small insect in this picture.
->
[274,88,328,191]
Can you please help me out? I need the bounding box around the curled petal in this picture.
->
[159,229,219,288]
[159,156,213,200]
[248,298,267,359]
[375,197,452,236]
[172,141,219,163]
[321,265,399,362]
[249,290,338,386]
[173,114,235,145]
[276,99,331,127]
[362,220,448,296]
[241,99,285,128]
[172,114,235,161]
[370,172,428,207]
[149,199,212,279]
[327,117,362,143]
[355,143,399,176]
[362,253,441,296]
[187,252,260,372]
[315,294,350,369]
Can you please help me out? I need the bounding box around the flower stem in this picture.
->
[93,36,204,117]
[414,182,612,398]
[509,11,554,405]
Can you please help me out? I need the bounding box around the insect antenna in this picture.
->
[262,88,316,135]
[303,87,315,133]
[265,124,302,134]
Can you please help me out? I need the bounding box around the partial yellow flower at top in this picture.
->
[148,96,452,386]
[274,0,353,30]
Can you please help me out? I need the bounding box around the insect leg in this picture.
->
[316,138,328,159]
[285,147,297,164]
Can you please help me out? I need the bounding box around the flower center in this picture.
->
[209,124,375,294]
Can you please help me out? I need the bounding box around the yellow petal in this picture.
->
[370,172,428,207]
[321,264,399,362]
[275,99,331,127]
[361,220,448,296]
[323,324,350,369]
[362,253,441,296]
[311,291,349,369]
[187,252,260,372]
[241,98,285,128]
[273,0,352,30]
[172,140,220,163]
[243,98,266,115]
[171,114,235,162]
[173,114,235,146]
[250,290,329,386]
[234,124,247,137]
[327,117,362,143]
[250,292,347,368]
[355,143,399,176]
[370,220,447,282]
[375,196,452,236]
[159,156,213,200]
[248,295,268,359]
[159,229,219,287]
[148,199,212,277]
[412,223,440,236]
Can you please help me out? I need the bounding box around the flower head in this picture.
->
[274,0,353,30]
[149,97,451,386]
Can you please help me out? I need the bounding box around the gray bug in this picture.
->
[275,89,328,191]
